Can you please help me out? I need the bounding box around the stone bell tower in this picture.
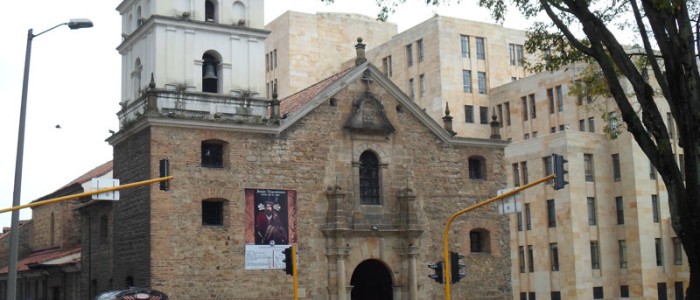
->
[116,0,267,119]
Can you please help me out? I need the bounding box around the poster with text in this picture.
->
[244,188,298,270]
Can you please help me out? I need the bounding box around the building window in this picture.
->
[524,133,530,140]
[517,211,523,231]
[417,39,424,62]
[527,245,534,272]
[480,106,489,124]
[460,35,470,58]
[520,293,527,300]
[588,117,596,132]
[593,286,604,299]
[202,52,221,93]
[419,74,426,97]
[673,237,683,265]
[202,200,224,226]
[619,240,628,269]
[621,285,630,298]
[652,194,660,223]
[550,243,559,271]
[100,215,109,243]
[616,196,625,225]
[675,282,684,300]
[650,159,658,179]
[519,246,525,273]
[547,88,554,114]
[550,291,561,300]
[584,154,595,182]
[513,163,521,187]
[468,156,486,179]
[579,119,586,131]
[612,154,621,181]
[525,203,532,230]
[469,229,490,253]
[521,161,529,184]
[556,85,564,112]
[205,0,216,22]
[656,238,664,266]
[408,78,415,99]
[547,199,556,228]
[478,72,487,94]
[679,154,685,180]
[588,197,597,225]
[609,111,619,136]
[591,241,600,269]
[359,151,381,205]
[465,105,474,123]
[462,70,472,93]
[550,127,556,133]
[505,102,511,125]
[509,44,523,66]
[497,104,504,128]
[202,140,225,168]
[521,96,528,121]
[528,292,536,300]
[475,37,485,59]
[667,112,675,139]
[406,44,413,66]
[529,94,536,118]
[382,55,392,76]
[659,282,668,300]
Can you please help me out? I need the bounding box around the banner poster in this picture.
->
[244,188,297,270]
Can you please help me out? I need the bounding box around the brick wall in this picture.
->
[114,72,512,299]
[112,128,152,289]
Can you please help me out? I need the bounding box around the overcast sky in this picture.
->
[0,0,531,228]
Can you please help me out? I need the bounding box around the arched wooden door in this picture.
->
[350,259,393,300]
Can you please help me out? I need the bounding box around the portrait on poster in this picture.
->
[244,188,298,269]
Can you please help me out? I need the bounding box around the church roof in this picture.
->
[0,246,80,273]
[281,68,353,116]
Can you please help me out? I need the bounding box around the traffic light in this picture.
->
[282,246,294,275]
[450,251,466,283]
[159,159,170,191]
[428,261,444,284]
[553,154,568,190]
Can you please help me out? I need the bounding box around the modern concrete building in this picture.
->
[264,11,397,99]
[361,15,532,139]
[491,65,689,300]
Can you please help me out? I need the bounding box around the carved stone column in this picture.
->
[397,187,417,230]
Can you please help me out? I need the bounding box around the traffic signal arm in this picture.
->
[0,176,174,214]
[441,173,555,300]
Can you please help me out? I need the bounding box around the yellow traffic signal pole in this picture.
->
[292,244,299,300]
[442,174,555,300]
[0,176,174,214]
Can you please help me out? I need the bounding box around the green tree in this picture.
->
[321,0,700,297]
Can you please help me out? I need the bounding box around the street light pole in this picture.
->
[7,18,93,300]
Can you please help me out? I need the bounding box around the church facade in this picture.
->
[89,0,512,299]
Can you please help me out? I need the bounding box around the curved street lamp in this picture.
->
[8,18,93,300]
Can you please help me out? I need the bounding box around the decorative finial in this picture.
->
[355,37,367,66]
[149,73,156,89]
[445,102,451,116]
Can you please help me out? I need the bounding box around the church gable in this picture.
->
[343,71,395,135]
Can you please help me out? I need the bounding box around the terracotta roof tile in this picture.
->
[60,160,113,189]
[280,68,354,115]
[0,246,80,273]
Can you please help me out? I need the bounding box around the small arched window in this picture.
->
[469,229,491,253]
[202,199,226,226]
[233,1,246,24]
[50,212,55,246]
[359,151,380,205]
[205,0,216,22]
[100,215,109,243]
[202,139,226,168]
[202,52,221,93]
[468,156,486,180]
